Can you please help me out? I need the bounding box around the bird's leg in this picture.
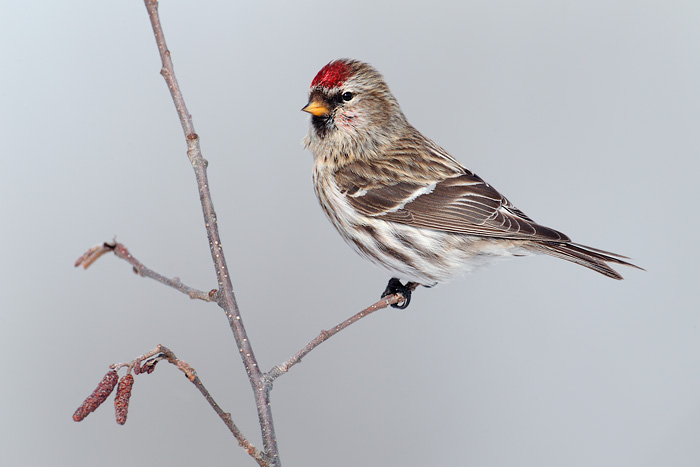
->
[381,278,419,309]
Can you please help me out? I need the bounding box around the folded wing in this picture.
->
[336,159,570,242]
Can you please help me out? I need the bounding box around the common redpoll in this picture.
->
[303,59,640,308]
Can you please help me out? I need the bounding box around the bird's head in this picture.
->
[303,59,406,156]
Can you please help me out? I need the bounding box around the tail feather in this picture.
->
[525,242,643,280]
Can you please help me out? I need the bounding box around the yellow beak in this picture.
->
[302,100,330,117]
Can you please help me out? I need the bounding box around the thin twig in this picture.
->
[190,375,270,466]
[142,1,278,465]
[76,241,217,302]
[112,345,269,466]
[266,294,403,382]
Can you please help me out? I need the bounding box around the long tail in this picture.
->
[524,242,643,280]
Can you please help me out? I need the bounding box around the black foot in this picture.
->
[381,278,417,309]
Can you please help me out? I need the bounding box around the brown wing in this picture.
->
[334,136,571,242]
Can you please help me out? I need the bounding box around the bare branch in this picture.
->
[78,4,417,466]
[190,374,271,466]
[142,1,278,463]
[266,294,404,382]
[75,241,216,302]
[112,345,269,466]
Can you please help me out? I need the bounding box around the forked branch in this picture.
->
[142,0,277,462]
[75,2,411,466]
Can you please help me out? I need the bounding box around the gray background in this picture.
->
[2,1,699,466]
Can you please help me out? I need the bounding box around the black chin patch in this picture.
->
[311,114,335,139]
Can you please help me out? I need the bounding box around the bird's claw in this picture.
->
[381,278,416,309]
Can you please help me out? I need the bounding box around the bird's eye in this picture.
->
[342,92,354,102]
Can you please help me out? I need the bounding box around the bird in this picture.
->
[302,59,640,308]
